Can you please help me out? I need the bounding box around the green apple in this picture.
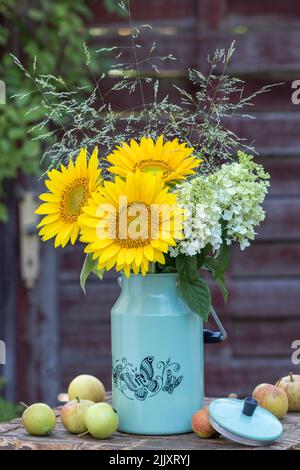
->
[276,373,300,411]
[61,398,94,434]
[68,375,105,403]
[84,403,119,439]
[22,403,56,436]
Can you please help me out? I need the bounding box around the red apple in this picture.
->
[61,398,94,434]
[192,406,216,438]
[276,373,300,411]
[252,383,288,419]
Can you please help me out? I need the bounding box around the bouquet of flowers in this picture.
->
[36,139,269,321]
[14,20,272,321]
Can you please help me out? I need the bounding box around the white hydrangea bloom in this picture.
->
[171,151,270,256]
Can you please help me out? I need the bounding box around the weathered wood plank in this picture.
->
[204,358,299,396]
[37,244,59,407]
[1,394,300,450]
[59,276,300,323]
[258,198,300,240]
[261,157,300,196]
[198,0,226,30]
[90,31,197,72]
[90,28,300,77]
[231,242,300,277]
[58,245,118,282]
[228,113,300,157]
[58,282,118,319]
[90,0,300,31]
[232,320,299,356]
[224,0,300,29]
[60,356,112,396]
[0,188,18,403]
[222,279,300,318]
[89,0,196,27]
[228,79,295,112]
[197,31,300,75]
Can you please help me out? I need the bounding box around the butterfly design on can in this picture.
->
[112,356,183,401]
[162,369,183,394]
[119,356,159,401]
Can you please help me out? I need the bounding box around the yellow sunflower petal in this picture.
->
[106,136,200,184]
[36,146,102,248]
[79,171,183,276]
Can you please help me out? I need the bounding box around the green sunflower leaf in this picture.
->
[80,253,104,294]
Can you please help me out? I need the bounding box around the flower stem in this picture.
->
[19,402,28,409]
[148,262,156,274]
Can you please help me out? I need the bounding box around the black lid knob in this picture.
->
[242,397,258,416]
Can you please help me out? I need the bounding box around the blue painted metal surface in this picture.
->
[111,273,204,435]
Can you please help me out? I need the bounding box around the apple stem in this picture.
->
[289,372,294,382]
[78,431,89,438]
[19,401,28,409]
[76,396,80,403]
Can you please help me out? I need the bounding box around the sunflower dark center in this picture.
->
[135,159,172,178]
[60,177,89,223]
[114,201,159,248]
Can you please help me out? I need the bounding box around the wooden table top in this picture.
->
[1,394,300,450]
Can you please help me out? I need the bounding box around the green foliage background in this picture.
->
[0,0,112,222]
[0,378,22,422]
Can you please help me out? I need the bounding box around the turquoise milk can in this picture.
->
[111,273,226,435]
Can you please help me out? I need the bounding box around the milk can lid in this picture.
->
[208,397,283,446]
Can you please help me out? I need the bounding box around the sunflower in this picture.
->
[106,135,201,184]
[79,171,183,277]
[36,147,101,248]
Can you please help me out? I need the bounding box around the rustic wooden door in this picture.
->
[1,0,300,405]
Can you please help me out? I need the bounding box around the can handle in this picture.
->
[203,306,227,343]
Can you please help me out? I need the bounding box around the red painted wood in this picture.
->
[84,78,294,116]
[258,198,300,241]
[92,29,300,77]
[225,279,300,319]
[261,157,300,196]
[197,31,300,75]
[88,0,195,26]
[199,0,226,30]
[204,357,294,396]
[89,77,195,113]
[60,356,112,394]
[225,0,300,27]
[58,283,117,320]
[90,31,197,72]
[58,2,300,400]
[237,80,295,112]
[228,113,300,156]
[232,320,299,356]
[58,244,118,282]
[231,243,300,277]
[13,1,299,401]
